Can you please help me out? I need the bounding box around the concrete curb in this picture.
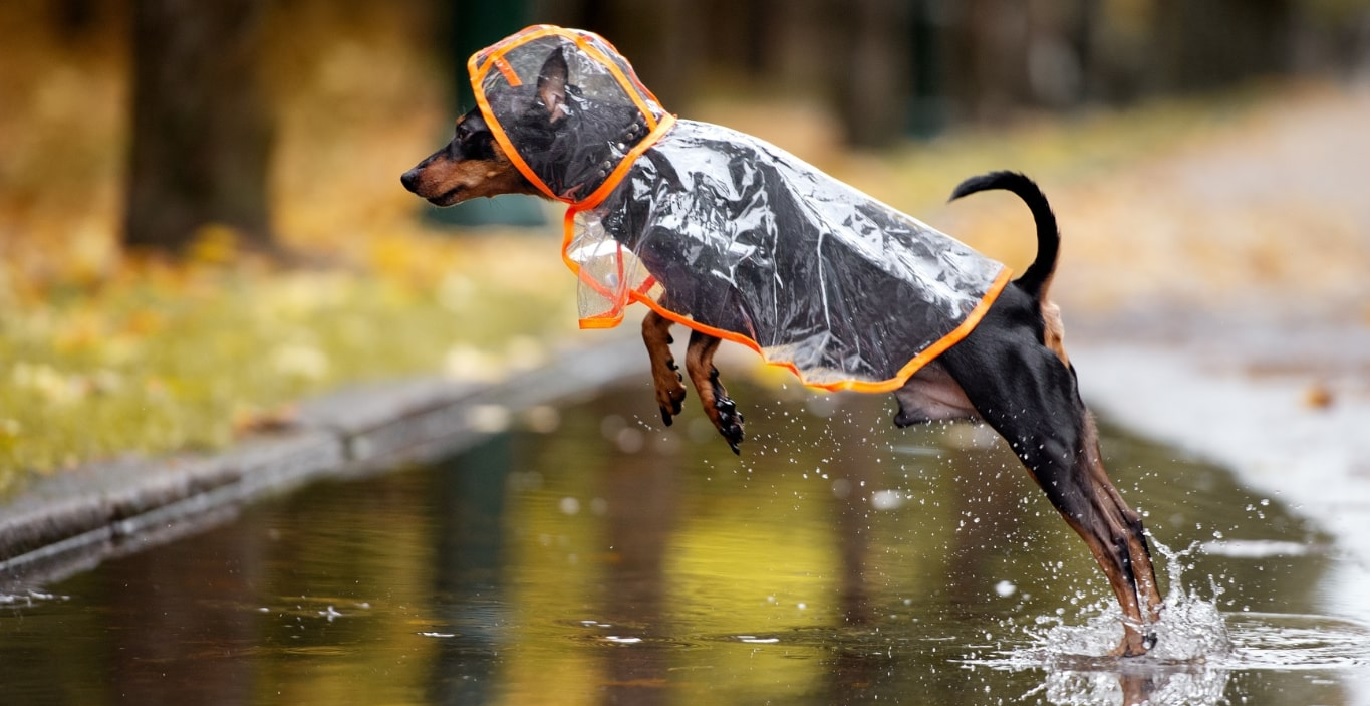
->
[0,336,648,589]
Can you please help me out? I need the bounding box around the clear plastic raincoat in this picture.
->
[470,26,1011,393]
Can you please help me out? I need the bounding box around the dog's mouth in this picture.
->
[427,186,465,207]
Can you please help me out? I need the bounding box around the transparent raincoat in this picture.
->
[470,26,1011,393]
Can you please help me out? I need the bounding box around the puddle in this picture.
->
[0,380,1365,705]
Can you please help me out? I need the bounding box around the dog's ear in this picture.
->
[536,47,569,124]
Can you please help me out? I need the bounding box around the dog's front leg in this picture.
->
[642,309,687,426]
[685,330,744,454]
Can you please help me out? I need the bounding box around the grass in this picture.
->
[0,235,578,492]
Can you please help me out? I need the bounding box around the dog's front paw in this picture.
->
[709,371,745,454]
[715,395,745,454]
[653,361,688,427]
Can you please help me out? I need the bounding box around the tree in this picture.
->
[123,0,275,255]
[839,0,912,148]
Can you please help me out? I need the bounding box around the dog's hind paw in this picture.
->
[1110,630,1156,658]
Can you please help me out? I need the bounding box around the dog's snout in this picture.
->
[400,168,420,193]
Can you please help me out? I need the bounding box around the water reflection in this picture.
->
[597,423,677,705]
[429,437,509,704]
[103,524,262,705]
[0,381,1363,705]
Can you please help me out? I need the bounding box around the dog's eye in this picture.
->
[448,127,495,162]
[458,125,490,147]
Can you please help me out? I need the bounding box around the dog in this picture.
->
[402,26,1163,656]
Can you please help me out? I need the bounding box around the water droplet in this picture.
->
[871,489,903,510]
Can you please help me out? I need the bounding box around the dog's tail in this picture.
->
[949,171,1059,302]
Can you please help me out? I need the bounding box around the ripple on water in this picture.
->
[1218,612,1370,671]
[993,604,1367,671]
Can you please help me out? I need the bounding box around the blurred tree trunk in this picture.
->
[123,0,275,255]
[839,0,911,148]
[1155,0,1294,92]
[955,0,1031,125]
[54,0,97,37]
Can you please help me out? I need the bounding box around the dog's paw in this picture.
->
[659,390,686,426]
[1110,630,1155,658]
[713,375,746,452]
[714,393,745,455]
[653,363,688,427]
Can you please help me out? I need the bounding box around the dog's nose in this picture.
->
[400,168,420,193]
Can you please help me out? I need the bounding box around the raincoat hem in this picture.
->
[624,266,1013,394]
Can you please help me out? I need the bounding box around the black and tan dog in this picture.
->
[403,27,1163,656]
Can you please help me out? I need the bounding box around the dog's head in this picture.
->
[400,49,575,206]
[403,43,654,205]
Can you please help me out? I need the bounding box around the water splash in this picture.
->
[964,539,1369,704]
[1015,540,1230,665]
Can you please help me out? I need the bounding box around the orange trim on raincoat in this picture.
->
[575,113,676,210]
[492,56,522,87]
[623,267,1013,394]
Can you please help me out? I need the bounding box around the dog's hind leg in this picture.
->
[1079,411,1164,621]
[642,309,688,426]
[685,330,744,454]
[939,323,1162,656]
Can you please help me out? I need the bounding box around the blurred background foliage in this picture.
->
[0,0,1365,485]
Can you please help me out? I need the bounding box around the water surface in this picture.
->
[0,381,1365,704]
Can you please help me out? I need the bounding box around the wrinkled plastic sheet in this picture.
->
[570,120,1008,389]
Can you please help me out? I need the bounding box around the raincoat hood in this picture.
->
[470,26,1011,393]
[469,26,673,204]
